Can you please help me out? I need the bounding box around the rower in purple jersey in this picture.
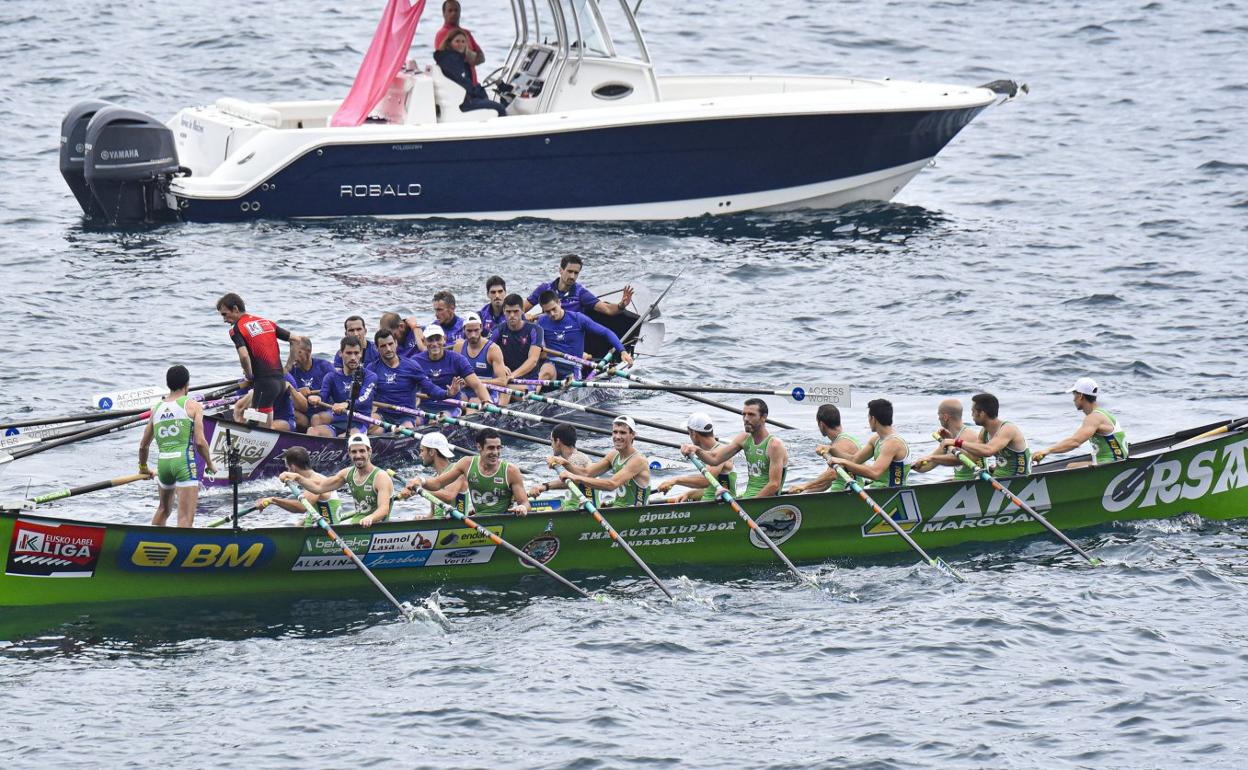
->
[380,311,425,359]
[411,324,492,411]
[289,337,336,432]
[523,254,634,315]
[479,275,508,337]
[490,293,555,404]
[452,312,507,399]
[367,328,448,432]
[536,290,633,379]
[308,336,379,437]
[432,290,466,347]
[333,315,382,370]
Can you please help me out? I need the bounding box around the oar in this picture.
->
[1174,416,1248,449]
[438,398,684,450]
[598,267,684,367]
[832,466,965,582]
[206,504,260,528]
[369,403,608,458]
[408,486,591,598]
[487,384,688,436]
[517,370,798,431]
[688,456,816,587]
[92,378,238,410]
[0,411,150,466]
[949,450,1101,566]
[565,480,674,600]
[286,482,414,621]
[27,472,150,505]
[2,385,239,432]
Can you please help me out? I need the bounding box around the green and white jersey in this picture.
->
[607,450,650,508]
[952,427,986,481]
[342,467,382,524]
[867,434,910,488]
[151,396,193,458]
[467,456,513,516]
[1089,408,1129,464]
[302,495,343,527]
[983,421,1032,478]
[743,434,785,498]
[827,433,863,492]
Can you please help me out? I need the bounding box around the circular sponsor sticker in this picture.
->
[749,504,802,549]
[98,397,113,410]
[791,387,805,401]
[519,535,560,567]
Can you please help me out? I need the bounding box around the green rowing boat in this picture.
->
[3,419,1246,610]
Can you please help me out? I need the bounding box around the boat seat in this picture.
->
[214,98,282,128]
[429,67,498,123]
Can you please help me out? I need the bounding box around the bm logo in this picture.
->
[120,534,276,571]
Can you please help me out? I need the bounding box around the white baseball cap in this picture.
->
[686,411,714,434]
[463,312,482,327]
[347,433,371,450]
[420,431,455,458]
[424,324,446,339]
[1068,377,1099,397]
[612,415,638,433]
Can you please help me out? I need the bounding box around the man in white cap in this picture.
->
[1033,377,1129,466]
[282,433,394,527]
[411,323,492,411]
[453,311,508,392]
[657,412,737,503]
[683,399,788,498]
[404,431,465,508]
[551,415,651,508]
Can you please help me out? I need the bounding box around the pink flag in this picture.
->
[331,0,428,128]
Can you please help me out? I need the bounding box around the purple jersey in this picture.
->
[527,280,601,314]
[291,357,335,414]
[412,349,475,411]
[368,357,447,415]
[479,302,506,337]
[319,367,379,427]
[536,310,623,360]
[333,340,382,371]
[490,321,544,371]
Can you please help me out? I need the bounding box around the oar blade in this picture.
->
[932,557,966,583]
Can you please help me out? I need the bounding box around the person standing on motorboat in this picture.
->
[434,0,484,83]
[435,29,506,117]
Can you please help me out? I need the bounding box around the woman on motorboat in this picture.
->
[434,28,506,116]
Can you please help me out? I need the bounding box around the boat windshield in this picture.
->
[565,0,611,56]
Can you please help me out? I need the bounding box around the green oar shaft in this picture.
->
[952,451,1101,566]
[286,482,412,620]
[566,480,673,600]
[410,487,590,598]
[833,466,966,582]
[28,472,149,504]
[689,456,815,587]
[487,384,687,436]
[206,504,260,529]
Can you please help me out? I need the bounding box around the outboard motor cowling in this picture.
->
[83,106,181,224]
[60,100,117,221]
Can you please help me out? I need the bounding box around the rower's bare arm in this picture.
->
[788,466,836,494]
[138,421,154,468]
[850,440,875,464]
[235,347,255,381]
[1041,413,1101,456]
[585,453,646,492]
[511,345,542,379]
[465,373,492,404]
[293,468,347,494]
[288,382,308,411]
[487,347,509,385]
[267,496,312,514]
[693,434,743,465]
[189,401,216,472]
[422,458,470,491]
[507,465,530,514]
[283,333,307,373]
[372,473,394,520]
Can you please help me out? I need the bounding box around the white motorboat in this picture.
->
[59,0,1022,224]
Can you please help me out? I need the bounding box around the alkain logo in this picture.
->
[860,489,923,537]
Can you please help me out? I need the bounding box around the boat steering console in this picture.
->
[500,45,555,114]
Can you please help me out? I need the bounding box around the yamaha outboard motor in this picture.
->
[59,100,116,221]
[82,106,181,224]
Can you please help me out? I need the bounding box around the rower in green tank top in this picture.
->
[827,399,911,488]
[940,392,1031,478]
[257,446,343,525]
[529,423,593,511]
[656,412,737,503]
[411,428,531,516]
[786,404,862,494]
[281,433,395,527]
[683,399,788,499]
[912,398,986,481]
[138,365,216,528]
[555,416,652,508]
[1033,377,1129,467]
